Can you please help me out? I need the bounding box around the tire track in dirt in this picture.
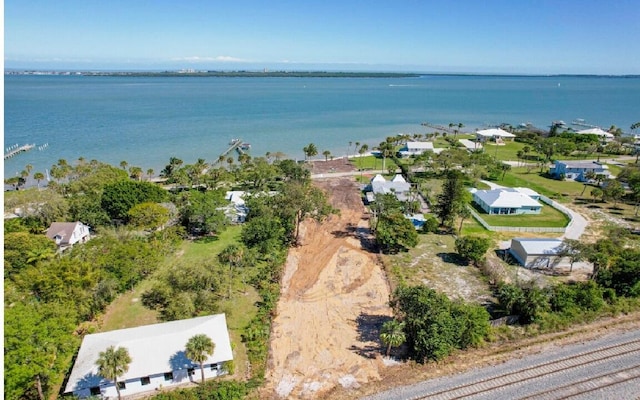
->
[263,178,393,399]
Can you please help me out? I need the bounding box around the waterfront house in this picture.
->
[45,221,90,250]
[64,314,233,399]
[549,160,610,182]
[366,174,412,202]
[398,141,434,157]
[576,128,615,141]
[472,188,542,215]
[509,238,572,269]
[475,128,516,143]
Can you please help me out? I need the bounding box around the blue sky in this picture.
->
[4,0,640,74]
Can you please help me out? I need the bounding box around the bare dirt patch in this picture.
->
[262,177,393,399]
[307,158,357,175]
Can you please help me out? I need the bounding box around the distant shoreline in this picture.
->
[5,70,640,79]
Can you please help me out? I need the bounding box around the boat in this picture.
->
[240,143,251,150]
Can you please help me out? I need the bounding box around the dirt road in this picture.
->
[262,176,393,399]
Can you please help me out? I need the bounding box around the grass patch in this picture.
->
[352,155,398,171]
[496,168,585,200]
[476,203,570,228]
[385,233,493,303]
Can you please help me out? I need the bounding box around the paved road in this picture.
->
[362,329,640,400]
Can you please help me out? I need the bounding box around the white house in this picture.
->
[472,188,542,215]
[222,190,249,223]
[476,128,516,143]
[45,221,91,250]
[366,174,412,202]
[509,238,572,269]
[398,141,434,157]
[458,139,483,152]
[576,128,615,141]
[64,314,234,399]
[549,160,610,182]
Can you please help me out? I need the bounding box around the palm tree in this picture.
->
[581,170,597,196]
[218,244,245,299]
[379,320,406,357]
[302,143,318,162]
[129,166,143,181]
[119,160,128,170]
[96,346,131,400]
[146,168,154,181]
[186,334,215,384]
[322,150,331,161]
[33,172,45,188]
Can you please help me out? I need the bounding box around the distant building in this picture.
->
[476,128,516,143]
[509,238,572,269]
[576,128,615,141]
[64,314,233,399]
[45,221,91,250]
[222,190,249,223]
[458,138,483,152]
[366,174,412,203]
[549,160,610,182]
[398,141,434,157]
[472,187,542,215]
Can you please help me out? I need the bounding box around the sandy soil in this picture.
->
[262,177,393,399]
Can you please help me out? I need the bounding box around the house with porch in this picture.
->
[45,221,91,250]
[475,128,516,143]
[64,314,233,399]
[472,187,543,215]
[549,160,610,182]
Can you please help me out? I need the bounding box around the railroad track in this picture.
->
[409,338,640,400]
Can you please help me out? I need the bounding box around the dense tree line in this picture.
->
[391,286,490,362]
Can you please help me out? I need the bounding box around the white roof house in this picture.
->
[368,174,412,202]
[65,314,233,399]
[476,128,516,142]
[473,188,542,215]
[458,139,483,152]
[577,128,615,140]
[550,160,610,182]
[398,141,435,157]
[509,238,572,269]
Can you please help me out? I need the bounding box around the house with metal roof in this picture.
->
[549,160,610,182]
[366,174,412,202]
[398,141,434,157]
[472,187,542,215]
[64,314,233,399]
[576,128,615,141]
[509,238,572,269]
[476,128,516,142]
[45,221,91,250]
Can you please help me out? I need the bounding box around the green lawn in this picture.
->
[496,168,585,200]
[475,203,570,228]
[351,155,398,171]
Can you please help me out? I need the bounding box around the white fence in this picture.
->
[468,195,571,233]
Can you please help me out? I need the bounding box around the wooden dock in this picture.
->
[420,122,457,134]
[4,144,35,160]
[214,139,245,164]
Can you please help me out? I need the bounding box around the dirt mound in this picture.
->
[263,178,392,399]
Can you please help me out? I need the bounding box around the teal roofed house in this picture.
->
[472,188,542,215]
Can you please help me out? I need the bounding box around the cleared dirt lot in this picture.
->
[262,176,393,399]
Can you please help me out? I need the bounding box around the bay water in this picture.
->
[4,74,639,180]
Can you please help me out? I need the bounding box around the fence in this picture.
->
[468,199,571,234]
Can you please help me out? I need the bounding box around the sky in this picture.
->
[4,0,640,74]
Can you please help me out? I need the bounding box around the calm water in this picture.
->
[4,74,640,179]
